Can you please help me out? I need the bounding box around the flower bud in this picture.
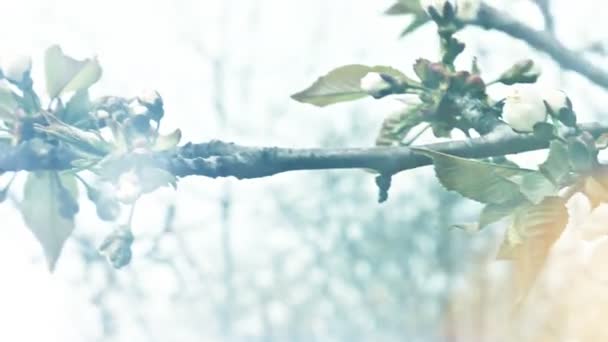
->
[138,90,160,105]
[502,85,547,132]
[99,228,133,269]
[420,0,452,15]
[360,72,392,97]
[498,59,541,85]
[465,74,485,90]
[413,59,447,88]
[137,89,164,122]
[1,55,32,84]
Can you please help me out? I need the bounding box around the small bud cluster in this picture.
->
[419,0,482,21]
[99,227,134,269]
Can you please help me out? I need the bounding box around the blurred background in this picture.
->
[0,0,607,341]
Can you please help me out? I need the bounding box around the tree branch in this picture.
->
[474,4,608,90]
[3,123,605,180]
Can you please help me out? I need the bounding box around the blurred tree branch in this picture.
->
[532,0,554,34]
[474,3,608,89]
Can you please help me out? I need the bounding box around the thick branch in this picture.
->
[162,123,607,178]
[474,4,608,90]
[2,124,606,180]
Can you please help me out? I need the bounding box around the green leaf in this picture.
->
[400,16,430,36]
[21,172,79,271]
[479,201,524,229]
[532,122,555,141]
[510,172,559,204]
[152,129,182,151]
[291,65,411,107]
[539,140,571,185]
[44,45,102,98]
[385,2,410,15]
[384,0,429,36]
[497,197,568,302]
[557,107,577,127]
[0,83,19,122]
[385,0,423,15]
[451,223,480,233]
[414,148,531,204]
[375,104,425,146]
[36,113,110,156]
[568,137,596,173]
[62,90,91,125]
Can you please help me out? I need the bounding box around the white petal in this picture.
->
[584,236,608,282]
[1,55,32,83]
[542,89,568,113]
[502,86,546,132]
[579,203,608,241]
[359,72,390,94]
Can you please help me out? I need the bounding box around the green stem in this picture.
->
[73,173,90,189]
[126,200,138,230]
[402,124,431,146]
[486,80,501,86]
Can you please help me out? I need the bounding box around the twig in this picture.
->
[473,4,608,90]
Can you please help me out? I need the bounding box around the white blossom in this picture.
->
[115,171,141,204]
[563,194,608,280]
[456,0,482,21]
[360,72,391,95]
[502,85,547,132]
[542,89,569,113]
[1,55,32,84]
